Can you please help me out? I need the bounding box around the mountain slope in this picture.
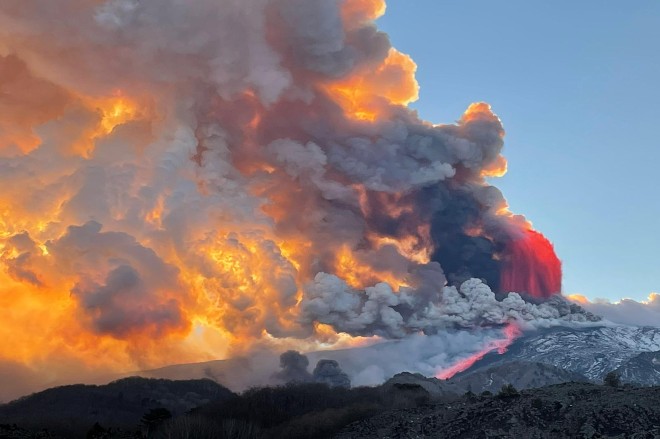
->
[468,325,660,382]
[386,361,588,398]
[119,325,660,395]
[451,361,588,393]
[614,350,660,386]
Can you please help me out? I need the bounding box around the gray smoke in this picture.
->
[51,221,187,338]
[274,351,350,388]
[313,359,351,389]
[301,272,600,339]
[273,350,313,384]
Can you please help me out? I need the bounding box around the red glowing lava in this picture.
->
[500,229,562,298]
[435,324,521,380]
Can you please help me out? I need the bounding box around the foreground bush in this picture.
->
[156,416,259,439]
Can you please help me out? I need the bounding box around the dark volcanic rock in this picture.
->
[335,382,660,439]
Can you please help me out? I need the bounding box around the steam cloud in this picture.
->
[274,350,351,388]
[0,0,596,397]
[273,350,313,384]
[568,294,660,327]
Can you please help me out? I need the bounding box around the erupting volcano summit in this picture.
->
[0,0,568,384]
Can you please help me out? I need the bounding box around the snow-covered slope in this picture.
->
[386,361,587,397]
[473,325,660,382]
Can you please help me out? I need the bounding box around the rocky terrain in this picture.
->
[336,382,660,439]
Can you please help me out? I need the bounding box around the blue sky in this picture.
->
[378,1,660,302]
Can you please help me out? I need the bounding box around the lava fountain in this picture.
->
[500,229,562,298]
[435,324,522,380]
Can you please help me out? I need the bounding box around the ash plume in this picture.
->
[273,350,313,384]
[313,359,351,389]
[274,351,350,388]
[301,273,598,339]
[0,0,584,393]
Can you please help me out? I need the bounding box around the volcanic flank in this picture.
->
[0,0,587,399]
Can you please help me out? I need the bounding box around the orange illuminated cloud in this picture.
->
[481,155,508,178]
[341,0,387,25]
[0,55,71,154]
[462,102,497,123]
[566,294,590,305]
[334,244,408,289]
[323,48,419,121]
[96,94,140,135]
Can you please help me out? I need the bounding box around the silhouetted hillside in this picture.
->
[188,381,433,439]
[3,369,660,439]
[0,377,233,438]
[0,378,430,439]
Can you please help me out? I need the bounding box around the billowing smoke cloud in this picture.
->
[273,350,351,388]
[568,294,660,327]
[273,350,313,384]
[313,359,351,388]
[0,0,582,396]
[55,221,188,338]
[301,274,598,339]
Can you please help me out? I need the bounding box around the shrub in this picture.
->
[86,422,107,439]
[268,403,380,439]
[196,383,384,429]
[603,371,621,388]
[156,416,258,439]
[141,407,172,437]
[497,384,519,399]
[386,384,430,408]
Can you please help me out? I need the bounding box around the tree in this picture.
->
[141,407,172,436]
[497,384,519,399]
[86,422,107,439]
[604,371,621,388]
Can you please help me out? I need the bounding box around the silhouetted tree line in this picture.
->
[175,381,430,439]
[0,378,432,439]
